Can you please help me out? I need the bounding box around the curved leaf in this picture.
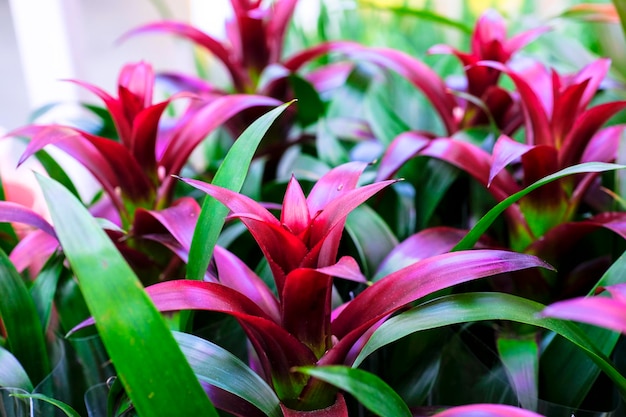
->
[0,248,49,385]
[295,366,412,417]
[452,162,626,251]
[37,174,217,417]
[352,292,626,398]
[173,331,281,417]
[11,393,81,417]
[0,346,33,391]
[432,404,544,417]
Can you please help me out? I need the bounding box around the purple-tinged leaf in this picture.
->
[281,41,364,73]
[173,331,281,417]
[571,58,612,112]
[214,245,280,323]
[0,201,55,237]
[122,21,248,91]
[266,0,298,63]
[180,177,308,287]
[158,95,280,176]
[505,26,550,57]
[559,101,626,167]
[478,61,552,146]
[281,176,310,237]
[304,62,354,94]
[9,230,58,273]
[307,161,368,214]
[315,256,366,283]
[420,138,520,201]
[542,283,626,333]
[374,227,474,279]
[581,125,624,163]
[432,404,545,417]
[14,125,154,207]
[551,79,591,147]
[308,180,396,268]
[64,79,130,144]
[526,212,626,261]
[323,250,552,366]
[489,135,533,187]
[133,197,200,250]
[376,132,431,181]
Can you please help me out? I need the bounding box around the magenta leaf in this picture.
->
[122,21,248,91]
[542,283,626,333]
[432,404,545,417]
[158,95,280,176]
[0,201,56,237]
[375,132,431,181]
[489,135,533,186]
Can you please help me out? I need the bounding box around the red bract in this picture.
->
[126,162,553,412]
[7,61,279,227]
[429,9,548,133]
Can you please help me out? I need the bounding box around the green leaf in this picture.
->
[352,292,626,399]
[173,331,281,417]
[289,75,325,127]
[497,333,538,411]
[0,346,33,391]
[365,84,411,146]
[187,101,293,281]
[0,247,49,385]
[360,2,473,34]
[34,149,81,199]
[295,366,412,417]
[30,254,64,330]
[453,162,626,251]
[11,393,81,417]
[36,174,217,417]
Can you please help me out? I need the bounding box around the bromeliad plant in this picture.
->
[2,60,279,283]
[5,2,626,417]
[102,160,553,414]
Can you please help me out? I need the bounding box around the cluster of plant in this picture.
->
[3,0,626,416]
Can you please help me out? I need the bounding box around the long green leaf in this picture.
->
[296,366,412,417]
[173,331,281,417]
[187,101,293,281]
[0,346,33,391]
[12,393,81,417]
[36,174,217,417]
[0,248,49,385]
[352,292,626,399]
[29,254,64,330]
[453,162,626,251]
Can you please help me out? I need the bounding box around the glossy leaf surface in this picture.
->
[37,174,217,417]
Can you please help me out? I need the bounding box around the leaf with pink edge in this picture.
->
[541,283,626,334]
[121,21,247,91]
[0,201,56,237]
[433,404,545,417]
